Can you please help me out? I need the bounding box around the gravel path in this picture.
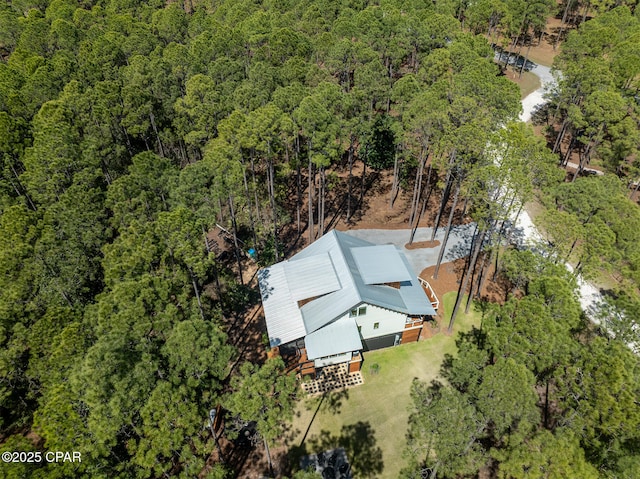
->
[519,63,553,123]
[519,64,603,175]
[516,63,637,350]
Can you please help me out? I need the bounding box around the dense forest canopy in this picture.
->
[0,0,639,478]
[404,251,640,479]
[540,5,640,352]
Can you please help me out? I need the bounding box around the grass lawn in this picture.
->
[505,69,541,99]
[525,199,547,230]
[518,71,541,99]
[286,293,482,478]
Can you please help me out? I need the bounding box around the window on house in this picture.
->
[373,322,380,330]
[350,306,367,317]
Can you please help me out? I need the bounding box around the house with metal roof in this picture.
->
[258,230,438,376]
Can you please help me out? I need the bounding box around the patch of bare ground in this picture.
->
[526,16,563,67]
[419,255,510,336]
[420,260,465,305]
[477,259,512,305]
[331,165,446,232]
[497,15,561,99]
[495,15,561,71]
[278,164,435,261]
[405,239,440,250]
[418,259,464,337]
[224,302,267,367]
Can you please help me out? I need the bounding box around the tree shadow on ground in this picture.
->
[291,421,384,478]
[286,388,350,449]
[443,223,476,263]
[309,388,350,415]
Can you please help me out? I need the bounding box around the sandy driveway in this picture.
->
[516,63,636,351]
[345,223,476,275]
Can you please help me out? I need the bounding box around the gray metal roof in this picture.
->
[398,252,437,315]
[336,231,436,317]
[305,316,363,360]
[258,264,306,347]
[351,245,413,284]
[284,253,341,301]
[259,229,435,349]
[292,232,362,334]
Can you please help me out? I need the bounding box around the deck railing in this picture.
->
[419,278,439,311]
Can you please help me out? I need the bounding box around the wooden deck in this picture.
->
[273,347,318,377]
[298,349,316,377]
[419,278,439,310]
